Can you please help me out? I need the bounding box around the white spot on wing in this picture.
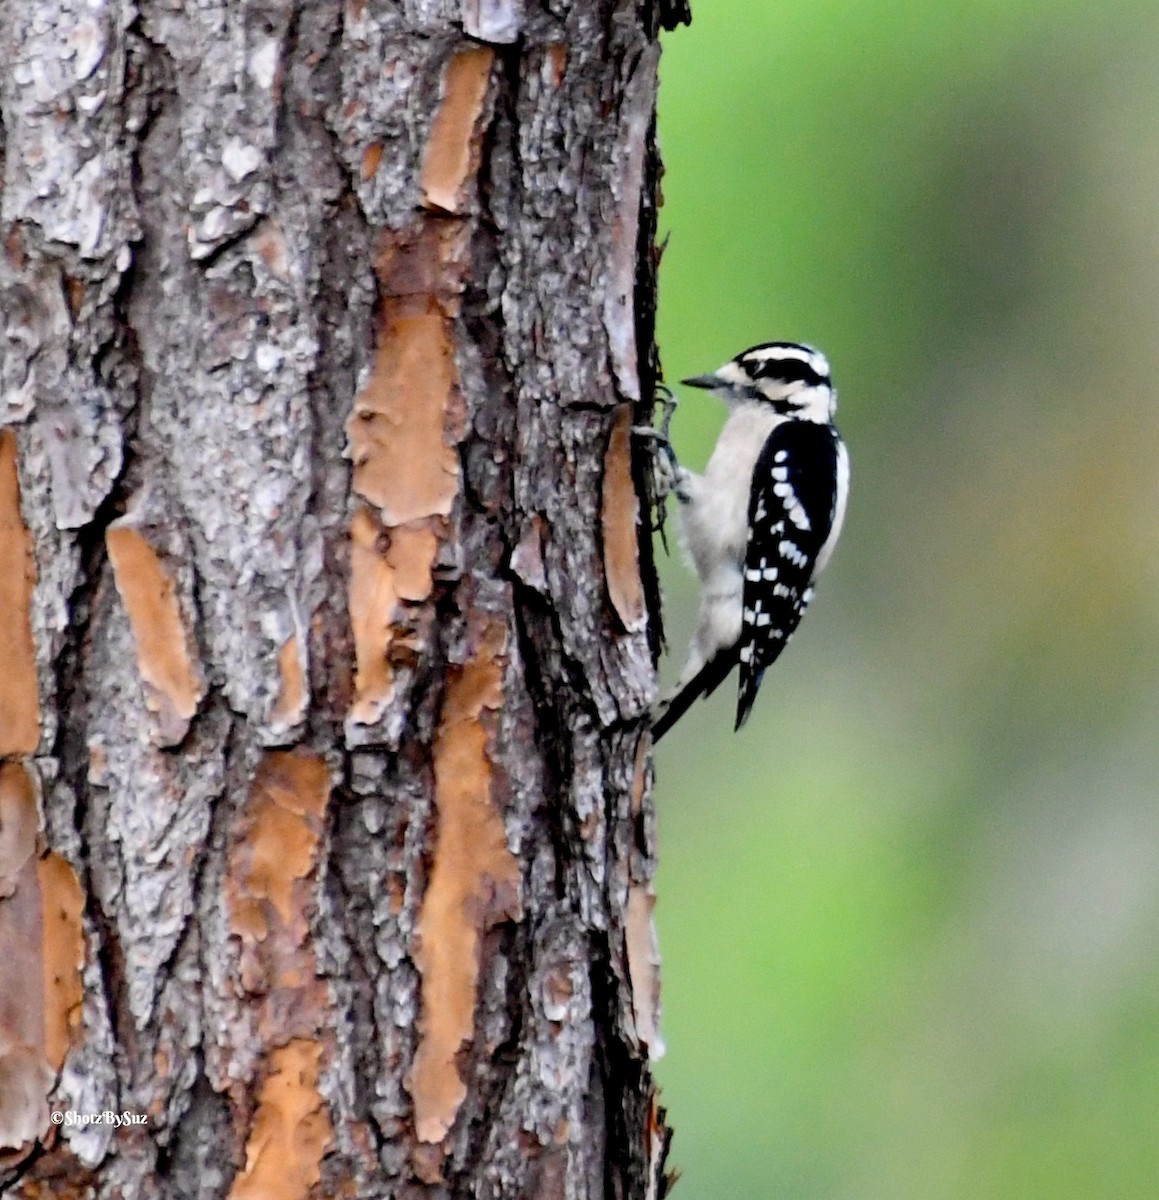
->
[814,439,849,575]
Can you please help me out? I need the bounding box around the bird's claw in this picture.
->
[633,384,687,500]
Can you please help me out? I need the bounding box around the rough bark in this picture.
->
[0,0,686,1196]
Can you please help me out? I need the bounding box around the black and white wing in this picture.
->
[735,420,842,729]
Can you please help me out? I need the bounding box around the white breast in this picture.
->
[680,404,786,580]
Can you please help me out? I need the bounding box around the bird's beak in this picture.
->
[680,373,721,390]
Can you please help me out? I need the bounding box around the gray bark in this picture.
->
[0,0,684,1196]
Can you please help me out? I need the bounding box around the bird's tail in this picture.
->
[734,666,766,731]
[651,651,737,742]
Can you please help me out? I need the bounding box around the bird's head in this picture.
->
[682,341,835,423]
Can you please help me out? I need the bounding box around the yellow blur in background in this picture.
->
[652,3,1159,1197]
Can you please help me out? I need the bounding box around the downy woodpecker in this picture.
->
[652,342,849,739]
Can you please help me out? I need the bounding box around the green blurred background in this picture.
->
[652,3,1159,1197]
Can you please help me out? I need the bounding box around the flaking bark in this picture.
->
[0,0,684,1196]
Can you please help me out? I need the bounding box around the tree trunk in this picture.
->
[0,0,686,1195]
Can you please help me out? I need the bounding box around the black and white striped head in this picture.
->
[682,341,835,423]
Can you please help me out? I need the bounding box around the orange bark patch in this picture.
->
[545,43,568,87]
[270,633,308,730]
[225,756,336,1157]
[374,220,472,309]
[347,302,461,526]
[420,47,495,214]
[347,507,438,726]
[226,751,332,1040]
[0,762,38,899]
[37,853,85,1072]
[0,429,40,756]
[228,751,330,958]
[410,617,522,1143]
[603,45,656,403]
[625,885,662,1057]
[361,140,384,180]
[105,524,206,745]
[0,822,51,1154]
[0,1044,51,1157]
[343,205,474,734]
[630,735,648,819]
[228,1039,332,1200]
[0,858,43,1063]
[601,406,646,633]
